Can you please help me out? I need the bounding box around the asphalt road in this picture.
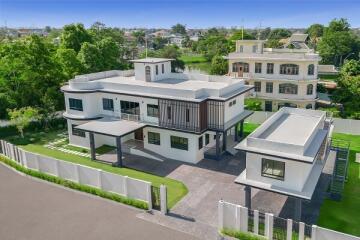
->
[0,163,197,240]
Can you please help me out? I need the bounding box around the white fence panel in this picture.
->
[24,151,39,170]
[100,171,125,196]
[127,177,150,201]
[222,201,239,230]
[38,156,58,176]
[78,165,100,188]
[58,160,78,182]
[315,226,360,240]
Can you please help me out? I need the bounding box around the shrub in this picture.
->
[221,228,266,240]
[0,155,148,210]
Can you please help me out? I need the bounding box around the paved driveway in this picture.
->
[0,164,198,240]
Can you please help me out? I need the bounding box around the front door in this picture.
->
[134,128,143,141]
[265,101,272,112]
[238,65,243,77]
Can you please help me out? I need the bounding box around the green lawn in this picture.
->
[4,129,188,209]
[317,133,360,237]
[180,54,208,64]
[318,74,339,82]
[243,123,260,137]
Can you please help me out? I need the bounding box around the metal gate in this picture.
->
[151,186,161,211]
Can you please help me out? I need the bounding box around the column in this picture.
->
[239,120,244,138]
[244,185,251,209]
[222,130,227,151]
[89,132,96,160]
[115,136,122,167]
[294,198,302,222]
[235,123,239,142]
[215,131,220,160]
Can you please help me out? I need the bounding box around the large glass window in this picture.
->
[266,82,273,93]
[261,158,285,180]
[308,64,314,75]
[162,64,165,74]
[205,134,210,145]
[255,63,262,73]
[147,104,159,117]
[280,64,299,75]
[69,98,83,111]
[71,124,85,138]
[145,66,151,81]
[120,101,140,115]
[267,63,274,74]
[156,65,159,75]
[232,62,249,73]
[102,98,114,111]
[254,82,261,92]
[170,136,188,150]
[279,83,298,94]
[307,84,314,95]
[198,136,203,150]
[148,132,160,145]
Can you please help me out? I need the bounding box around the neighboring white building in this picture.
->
[61,58,253,165]
[234,107,333,219]
[226,34,320,111]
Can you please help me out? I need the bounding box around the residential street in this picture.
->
[0,164,197,240]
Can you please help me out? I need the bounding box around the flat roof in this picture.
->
[75,117,146,137]
[129,58,174,63]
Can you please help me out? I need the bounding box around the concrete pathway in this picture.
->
[0,163,198,240]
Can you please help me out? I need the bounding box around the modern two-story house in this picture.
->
[226,34,320,111]
[61,58,253,165]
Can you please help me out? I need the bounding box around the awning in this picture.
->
[75,117,146,137]
[224,110,254,130]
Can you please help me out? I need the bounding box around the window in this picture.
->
[148,132,160,145]
[69,98,83,111]
[186,109,190,122]
[145,66,151,81]
[170,136,188,150]
[162,64,164,74]
[229,99,236,107]
[254,82,261,92]
[232,62,249,73]
[279,83,298,94]
[306,104,313,109]
[198,136,203,150]
[205,134,210,145]
[239,45,243,52]
[255,63,262,73]
[266,82,273,93]
[120,101,140,115]
[307,84,313,95]
[102,98,114,111]
[72,124,85,138]
[278,102,297,110]
[147,104,159,117]
[261,158,285,180]
[167,106,171,120]
[280,64,299,75]
[267,63,274,74]
[156,65,159,75]
[308,64,314,75]
[252,45,257,53]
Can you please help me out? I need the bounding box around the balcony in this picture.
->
[120,113,140,122]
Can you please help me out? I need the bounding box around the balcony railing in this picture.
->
[120,113,140,122]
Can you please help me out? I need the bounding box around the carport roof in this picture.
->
[75,117,146,137]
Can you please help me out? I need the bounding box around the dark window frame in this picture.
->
[307,84,314,95]
[267,63,274,74]
[170,136,188,151]
[69,98,83,111]
[147,104,159,117]
[148,131,160,145]
[279,83,298,95]
[205,134,210,145]
[308,64,315,75]
[254,82,261,92]
[161,64,165,74]
[280,64,299,75]
[102,98,114,111]
[156,65,159,75]
[186,108,190,122]
[198,136,203,150]
[266,82,273,93]
[120,100,140,115]
[255,62,262,73]
[261,158,285,181]
[167,106,171,120]
[71,124,86,138]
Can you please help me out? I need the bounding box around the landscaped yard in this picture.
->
[4,129,188,209]
[317,133,360,237]
[180,54,208,64]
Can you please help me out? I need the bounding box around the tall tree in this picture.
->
[60,23,92,52]
[268,28,292,40]
[8,107,40,138]
[210,55,228,75]
[317,18,360,66]
[55,48,83,79]
[306,23,324,47]
[77,42,102,72]
[171,23,187,35]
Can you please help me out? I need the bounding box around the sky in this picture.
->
[0,0,359,29]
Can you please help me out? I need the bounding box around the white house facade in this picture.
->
[61,58,253,165]
[226,34,320,111]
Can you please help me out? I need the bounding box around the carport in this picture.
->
[75,117,146,167]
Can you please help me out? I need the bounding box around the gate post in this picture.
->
[160,185,167,215]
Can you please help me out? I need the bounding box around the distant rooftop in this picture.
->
[130,58,174,63]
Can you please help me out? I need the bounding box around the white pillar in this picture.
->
[240,206,248,232]
[299,222,305,240]
[123,176,128,197]
[97,169,103,189]
[35,154,40,170]
[235,205,241,231]
[218,200,224,230]
[22,150,28,168]
[54,159,60,177]
[146,183,152,210]
[265,213,274,240]
[254,210,259,235]
[160,184,167,215]
[74,164,80,183]
[311,225,317,240]
[287,219,293,240]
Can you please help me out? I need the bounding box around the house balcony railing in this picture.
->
[120,113,140,122]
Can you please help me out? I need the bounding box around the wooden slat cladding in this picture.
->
[207,100,224,130]
[159,99,201,132]
[199,101,208,132]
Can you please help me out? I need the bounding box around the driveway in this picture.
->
[0,164,198,240]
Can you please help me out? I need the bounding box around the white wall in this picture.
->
[134,61,172,82]
[224,95,245,122]
[246,152,313,191]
